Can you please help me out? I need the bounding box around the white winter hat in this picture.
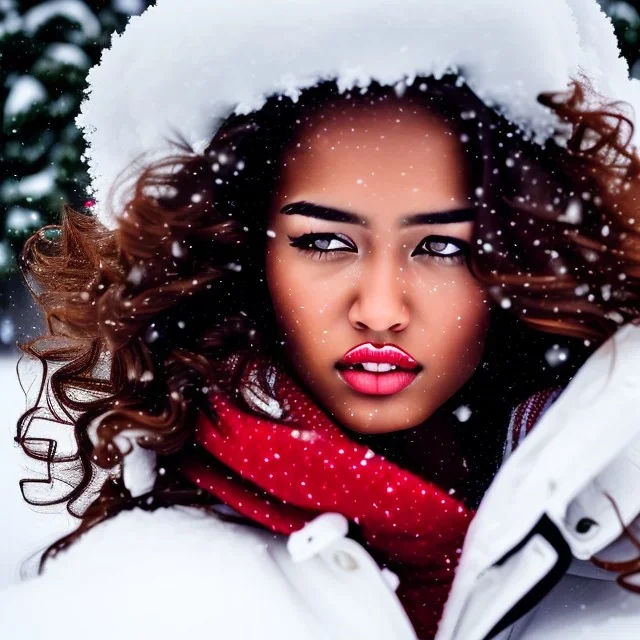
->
[76,0,640,230]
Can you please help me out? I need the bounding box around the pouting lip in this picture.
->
[336,342,422,372]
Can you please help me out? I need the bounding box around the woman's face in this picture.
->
[266,96,490,434]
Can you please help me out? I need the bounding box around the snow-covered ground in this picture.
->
[0,354,75,590]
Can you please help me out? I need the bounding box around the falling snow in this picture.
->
[545,344,570,367]
[453,405,472,423]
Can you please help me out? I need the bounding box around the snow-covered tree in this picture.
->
[0,0,149,351]
[600,1,640,77]
[0,0,150,278]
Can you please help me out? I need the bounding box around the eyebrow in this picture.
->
[279,201,476,226]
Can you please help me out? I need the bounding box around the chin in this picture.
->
[329,402,433,435]
[341,421,420,435]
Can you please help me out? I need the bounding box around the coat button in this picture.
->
[381,567,400,591]
[575,517,598,535]
[332,550,359,571]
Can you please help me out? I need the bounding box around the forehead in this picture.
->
[290,96,462,158]
[276,96,472,217]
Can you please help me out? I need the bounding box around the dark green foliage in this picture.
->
[0,0,151,276]
[603,1,640,77]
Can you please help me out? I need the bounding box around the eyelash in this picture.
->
[288,233,469,264]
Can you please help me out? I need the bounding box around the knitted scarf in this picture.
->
[178,369,474,639]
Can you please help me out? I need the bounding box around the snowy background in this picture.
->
[0,0,152,590]
[0,0,639,591]
[0,354,75,589]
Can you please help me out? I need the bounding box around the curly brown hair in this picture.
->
[15,75,640,572]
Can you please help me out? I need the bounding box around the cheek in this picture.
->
[265,249,343,347]
[265,249,294,331]
[414,273,490,365]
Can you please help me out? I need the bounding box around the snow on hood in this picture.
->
[76,0,640,230]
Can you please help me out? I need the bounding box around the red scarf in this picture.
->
[178,370,474,639]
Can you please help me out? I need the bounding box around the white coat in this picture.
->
[1,324,640,639]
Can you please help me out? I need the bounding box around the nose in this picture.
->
[348,254,410,333]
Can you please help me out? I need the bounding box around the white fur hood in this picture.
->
[75,0,640,229]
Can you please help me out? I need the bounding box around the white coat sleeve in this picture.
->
[0,507,328,640]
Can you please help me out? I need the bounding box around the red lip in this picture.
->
[338,369,420,395]
[339,343,419,369]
